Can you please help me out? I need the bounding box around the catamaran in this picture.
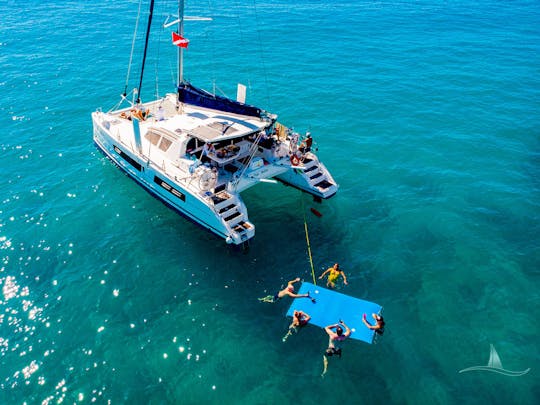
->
[91,0,338,245]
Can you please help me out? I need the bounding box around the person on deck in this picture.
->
[362,313,385,335]
[321,320,351,377]
[156,105,165,121]
[258,277,314,303]
[200,142,215,163]
[318,263,348,289]
[282,310,311,342]
[299,133,313,153]
[132,107,148,121]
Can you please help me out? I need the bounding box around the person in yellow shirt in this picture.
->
[318,263,348,289]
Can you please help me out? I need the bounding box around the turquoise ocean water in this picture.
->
[1,0,539,403]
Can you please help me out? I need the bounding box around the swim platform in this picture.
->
[286,282,382,344]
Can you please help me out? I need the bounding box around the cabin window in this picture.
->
[158,137,172,152]
[145,131,161,146]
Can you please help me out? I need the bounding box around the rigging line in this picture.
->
[233,0,256,101]
[108,88,137,113]
[154,8,166,100]
[214,84,228,98]
[232,0,246,57]
[250,0,270,106]
[232,131,264,191]
[205,0,217,90]
[301,193,317,285]
[124,0,144,96]
[137,0,156,104]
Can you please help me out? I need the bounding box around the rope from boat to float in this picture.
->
[301,194,317,285]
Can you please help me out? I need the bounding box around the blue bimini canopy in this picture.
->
[286,282,383,344]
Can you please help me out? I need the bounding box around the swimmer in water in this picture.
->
[321,320,351,377]
[362,313,385,335]
[282,310,311,342]
[258,277,314,303]
[318,263,348,289]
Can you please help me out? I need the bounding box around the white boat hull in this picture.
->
[92,92,338,245]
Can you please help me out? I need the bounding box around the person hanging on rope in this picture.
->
[318,263,348,289]
[282,309,311,342]
[258,277,315,303]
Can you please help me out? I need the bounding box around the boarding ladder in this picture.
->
[211,191,253,236]
[301,157,334,192]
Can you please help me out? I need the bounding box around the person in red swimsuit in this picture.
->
[282,310,311,342]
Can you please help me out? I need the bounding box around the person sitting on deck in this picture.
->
[322,320,351,377]
[362,313,385,335]
[131,107,147,121]
[258,277,315,303]
[282,310,311,342]
[318,263,348,289]
[256,131,273,149]
[299,133,313,153]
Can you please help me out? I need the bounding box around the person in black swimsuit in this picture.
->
[362,313,385,335]
[321,320,351,377]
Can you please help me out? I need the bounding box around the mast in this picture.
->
[178,0,185,84]
[137,0,155,103]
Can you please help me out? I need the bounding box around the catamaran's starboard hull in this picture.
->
[92,114,253,245]
[275,158,338,200]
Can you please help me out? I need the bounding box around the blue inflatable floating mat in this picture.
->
[286,282,382,344]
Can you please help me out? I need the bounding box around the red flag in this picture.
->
[172,32,189,48]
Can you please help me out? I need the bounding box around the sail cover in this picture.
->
[178,82,262,118]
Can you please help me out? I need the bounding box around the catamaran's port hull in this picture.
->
[92,122,250,245]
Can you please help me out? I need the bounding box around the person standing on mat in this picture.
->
[321,320,351,377]
[258,277,314,303]
[319,263,348,289]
